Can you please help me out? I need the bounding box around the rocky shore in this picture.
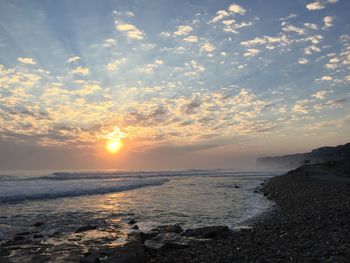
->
[1,163,349,262]
[145,164,350,262]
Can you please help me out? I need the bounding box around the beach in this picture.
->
[1,164,349,262]
[145,164,350,262]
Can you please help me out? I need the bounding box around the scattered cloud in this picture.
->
[106,58,126,71]
[103,38,117,47]
[228,4,246,15]
[298,58,309,64]
[115,22,144,40]
[71,66,89,75]
[200,43,215,52]
[211,10,230,23]
[17,57,37,65]
[174,25,193,36]
[306,0,338,11]
[323,16,334,29]
[67,56,80,63]
[312,90,329,99]
[321,75,333,81]
[244,48,260,57]
[183,35,198,42]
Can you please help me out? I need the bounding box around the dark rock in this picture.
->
[33,234,44,239]
[33,222,44,227]
[13,236,26,241]
[234,185,240,188]
[128,219,137,225]
[139,231,159,243]
[182,226,233,239]
[151,224,183,234]
[132,225,139,230]
[75,225,97,233]
[83,241,145,263]
[15,232,31,236]
[144,232,190,250]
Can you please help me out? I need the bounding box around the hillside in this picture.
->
[257,143,350,169]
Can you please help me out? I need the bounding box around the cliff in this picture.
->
[257,143,350,169]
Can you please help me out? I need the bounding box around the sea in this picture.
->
[0,169,281,241]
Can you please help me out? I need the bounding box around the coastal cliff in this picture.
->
[257,142,350,169]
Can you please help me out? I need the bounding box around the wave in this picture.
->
[0,170,278,182]
[0,178,169,203]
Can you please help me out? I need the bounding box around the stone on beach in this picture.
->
[144,232,191,250]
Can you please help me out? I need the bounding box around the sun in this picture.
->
[106,139,123,154]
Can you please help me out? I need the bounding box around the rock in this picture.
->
[33,222,44,227]
[182,226,233,239]
[128,219,137,225]
[132,225,139,230]
[33,234,44,239]
[151,224,183,234]
[82,241,145,263]
[15,232,31,236]
[75,225,97,233]
[13,236,26,241]
[144,232,190,250]
[234,185,240,188]
[138,231,159,243]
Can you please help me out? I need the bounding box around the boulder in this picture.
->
[82,240,145,263]
[75,225,97,233]
[33,222,44,227]
[151,224,183,234]
[128,219,137,225]
[144,232,190,250]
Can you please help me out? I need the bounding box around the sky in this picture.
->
[0,0,349,170]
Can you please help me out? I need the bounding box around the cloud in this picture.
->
[71,66,89,75]
[183,35,198,42]
[103,38,117,47]
[323,16,334,29]
[200,43,215,52]
[240,35,289,47]
[304,23,319,30]
[321,75,333,81]
[280,13,298,21]
[106,57,126,71]
[174,25,193,36]
[138,59,164,74]
[211,10,230,23]
[312,90,329,99]
[210,3,246,24]
[304,45,321,55]
[298,58,309,64]
[17,57,37,65]
[306,0,338,11]
[243,48,260,57]
[228,4,246,15]
[292,100,310,114]
[67,56,80,63]
[282,24,305,35]
[115,22,144,40]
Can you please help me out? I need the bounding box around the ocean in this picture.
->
[0,169,280,242]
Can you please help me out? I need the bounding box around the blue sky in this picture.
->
[0,0,349,170]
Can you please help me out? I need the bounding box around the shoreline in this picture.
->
[1,164,349,262]
[144,163,350,262]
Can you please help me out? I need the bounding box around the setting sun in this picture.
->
[106,139,123,154]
